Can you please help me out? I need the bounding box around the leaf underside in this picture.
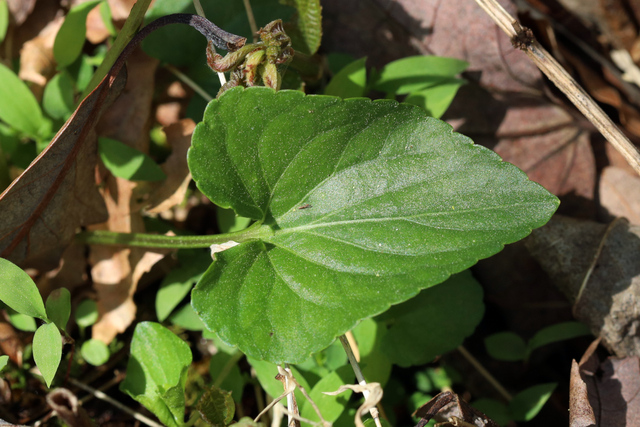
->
[189,87,559,363]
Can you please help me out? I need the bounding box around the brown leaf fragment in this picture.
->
[413,391,498,427]
[46,388,95,427]
[525,216,640,357]
[600,166,640,225]
[570,359,597,427]
[577,341,640,426]
[0,322,22,366]
[0,69,126,269]
[90,50,162,344]
[6,0,36,26]
[144,119,195,213]
[18,15,64,97]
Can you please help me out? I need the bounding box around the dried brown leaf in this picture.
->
[0,68,126,269]
[526,216,640,357]
[576,342,640,426]
[600,166,640,224]
[570,359,597,427]
[46,388,95,427]
[6,0,36,26]
[0,322,22,366]
[18,15,64,98]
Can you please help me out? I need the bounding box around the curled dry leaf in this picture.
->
[413,391,499,427]
[600,166,640,224]
[324,383,383,427]
[525,215,640,357]
[46,387,95,427]
[570,359,596,427]
[575,340,640,426]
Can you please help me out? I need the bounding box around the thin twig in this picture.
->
[573,217,624,316]
[243,0,259,41]
[340,335,382,427]
[69,378,164,427]
[165,64,214,102]
[457,346,513,401]
[473,0,640,177]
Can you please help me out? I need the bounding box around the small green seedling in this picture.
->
[485,321,591,362]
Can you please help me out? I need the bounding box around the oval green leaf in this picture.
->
[325,57,367,98]
[54,0,102,67]
[373,56,468,94]
[189,87,559,363]
[509,382,557,422]
[0,0,8,44]
[75,299,99,328]
[81,338,110,366]
[0,355,8,372]
[43,71,76,120]
[196,385,235,426]
[377,271,484,367]
[120,322,192,427]
[300,365,354,423]
[8,311,37,331]
[485,332,527,362]
[0,63,47,139]
[98,137,166,181]
[46,288,71,331]
[527,321,590,355]
[0,258,47,320]
[33,322,63,387]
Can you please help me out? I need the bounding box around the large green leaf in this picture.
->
[120,322,192,427]
[0,258,48,320]
[189,87,558,363]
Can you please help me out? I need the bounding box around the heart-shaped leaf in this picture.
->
[189,87,558,363]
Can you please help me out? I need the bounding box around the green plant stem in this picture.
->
[339,335,382,427]
[76,222,263,249]
[457,345,513,401]
[214,350,244,387]
[82,0,153,97]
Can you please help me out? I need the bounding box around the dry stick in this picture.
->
[473,0,640,177]
[165,64,214,101]
[457,346,513,401]
[339,335,383,427]
[69,378,164,427]
[573,217,624,316]
[243,0,259,41]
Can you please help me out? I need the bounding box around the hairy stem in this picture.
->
[77,222,263,249]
